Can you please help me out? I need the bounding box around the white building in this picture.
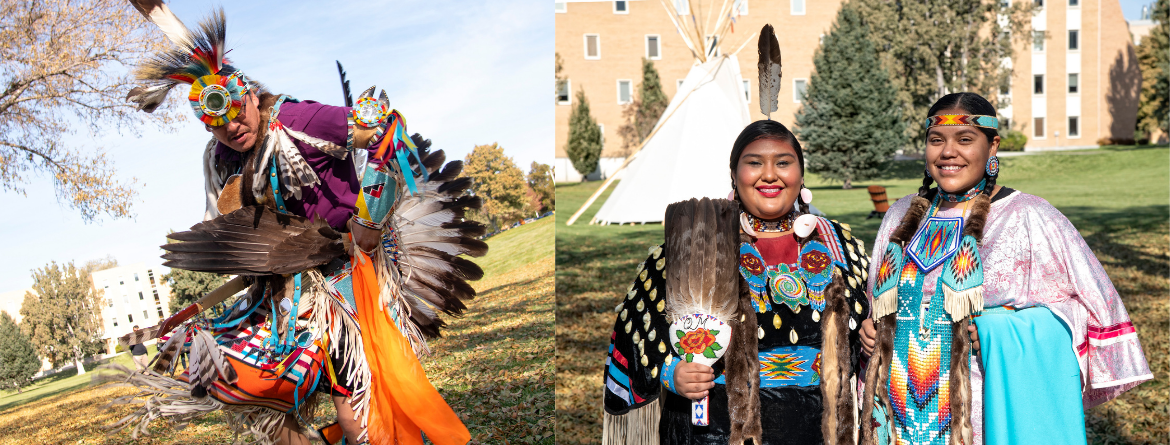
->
[90,263,173,353]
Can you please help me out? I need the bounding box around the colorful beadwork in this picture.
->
[873,243,903,300]
[924,114,999,130]
[888,256,953,445]
[940,236,982,293]
[938,178,987,203]
[985,155,1000,176]
[768,264,809,311]
[188,72,248,126]
[353,96,389,127]
[744,210,798,233]
[710,345,822,387]
[906,217,963,273]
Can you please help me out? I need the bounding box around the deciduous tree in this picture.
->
[527,161,554,213]
[0,0,182,222]
[565,89,602,179]
[1136,0,1168,139]
[618,58,670,153]
[20,261,105,375]
[855,0,1035,150]
[0,312,41,393]
[464,143,529,230]
[164,268,227,317]
[796,4,906,189]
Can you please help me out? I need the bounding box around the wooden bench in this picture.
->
[867,185,889,219]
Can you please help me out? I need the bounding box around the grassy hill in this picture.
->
[0,216,556,444]
[556,146,1168,445]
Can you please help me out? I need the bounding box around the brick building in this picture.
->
[554,0,1141,181]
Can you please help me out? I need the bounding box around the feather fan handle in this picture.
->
[664,198,740,322]
[757,24,782,119]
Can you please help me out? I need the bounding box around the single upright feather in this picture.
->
[128,0,192,47]
[664,198,739,322]
[757,24,783,119]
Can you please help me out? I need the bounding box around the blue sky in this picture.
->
[0,0,553,291]
[1120,0,1159,19]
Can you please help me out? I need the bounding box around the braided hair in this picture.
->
[729,120,810,214]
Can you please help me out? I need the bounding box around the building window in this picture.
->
[1033,74,1044,94]
[555,1,566,13]
[1000,78,1011,95]
[743,80,751,102]
[128,314,134,323]
[1068,73,1079,93]
[108,298,113,307]
[1069,0,1078,6]
[598,124,605,145]
[133,273,139,281]
[1034,117,1045,138]
[103,280,108,289]
[112,318,118,327]
[617,80,633,104]
[646,35,661,60]
[1068,30,1079,50]
[138,291,144,300]
[1001,117,1011,130]
[614,1,628,14]
[1069,116,1080,137]
[557,79,571,105]
[1033,31,1045,51]
[704,35,720,57]
[736,0,748,15]
[143,310,149,319]
[794,79,808,102]
[677,79,685,90]
[584,34,600,60]
[791,0,805,15]
[675,0,689,13]
[119,280,124,285]
[158,308,165,318]
[1034,0,1043,6]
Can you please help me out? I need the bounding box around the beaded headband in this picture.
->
[924,114,999,130]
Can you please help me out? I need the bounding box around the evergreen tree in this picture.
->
[464,143,530,230]
[855,0,1035,150]
[1136,0,1168,139]
[565,89,603,179]
[618,58,671,152]
[796,4,907,189]
[0,312,41,393]
[20,261,105,375]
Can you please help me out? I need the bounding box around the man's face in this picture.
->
[207,90,261,153]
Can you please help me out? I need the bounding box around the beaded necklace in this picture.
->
[937,178,986,203]
[743,211,799,233]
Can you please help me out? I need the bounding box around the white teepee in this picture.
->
[591,55,750,224]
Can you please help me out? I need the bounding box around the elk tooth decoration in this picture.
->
[664,198,740,426]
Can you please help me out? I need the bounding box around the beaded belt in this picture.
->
[713,345,823,388]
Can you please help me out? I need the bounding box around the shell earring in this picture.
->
[800,186,813,204]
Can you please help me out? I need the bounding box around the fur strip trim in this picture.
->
[859,314,897,445]
[820,271,855,445]
[727,264,762,445]
[962,194,991,244]
[602,397,661,445]
[890,196,930,246]
[949,318,974,445]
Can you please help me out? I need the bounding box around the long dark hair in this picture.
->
[729,120,809,213]
[920,92,999,199]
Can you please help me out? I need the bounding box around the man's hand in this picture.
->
[675,361,716,400]
[347,219,382,255]
[860,318,876,356]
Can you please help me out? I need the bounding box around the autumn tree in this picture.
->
[0,312,41,393]
[565,89,603,179]
[464,143,529,231]
[796,4,906,189]
[20,261,106,375]
[1136,0,1168,139]
[855,0,1036,150]
[0,0,181,222]
[527,161,554,213]
[618,58,671,153]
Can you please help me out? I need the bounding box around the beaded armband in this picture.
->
[350,214,383,231]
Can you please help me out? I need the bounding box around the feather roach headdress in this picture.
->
[757,24,783,120]
[127,1,249,126]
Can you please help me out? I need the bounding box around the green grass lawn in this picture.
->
[0,346,157,412]
[556,146,1169,445]
[0,218,556,445]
